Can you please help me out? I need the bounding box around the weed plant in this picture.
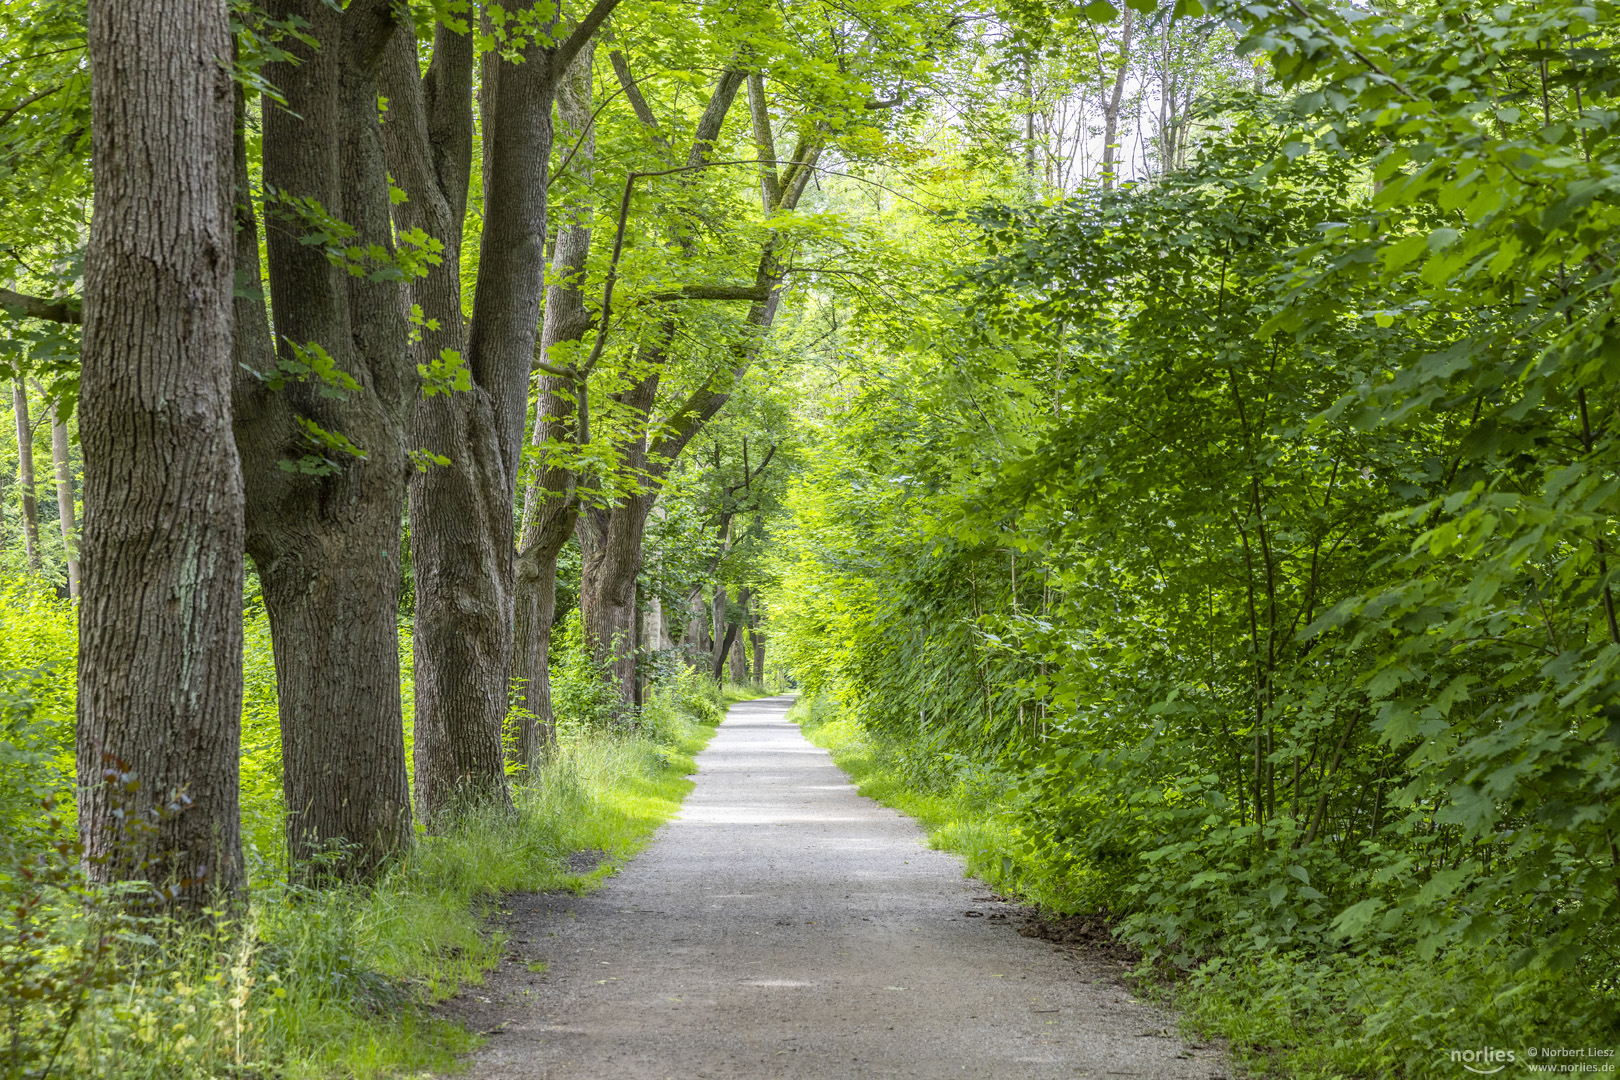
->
[792,695,1620,1078]
[0,584,742,1079]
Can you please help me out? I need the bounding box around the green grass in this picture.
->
[254,695,729,1078]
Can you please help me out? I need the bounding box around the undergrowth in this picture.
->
[792,694,1620,1079]
[0,583,759,1079]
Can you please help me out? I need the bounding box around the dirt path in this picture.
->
[449,696,1228,1079]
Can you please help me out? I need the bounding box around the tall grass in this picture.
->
[0,580,749,1079]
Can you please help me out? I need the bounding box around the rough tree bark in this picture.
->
[231,0,415,877]
[382,14,510,823]
[43,395,78,597]
[77,0,244,908]
[11,381,40,570]
[387,1,614,822]
[509,44,597,769]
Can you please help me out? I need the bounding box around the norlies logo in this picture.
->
[1452,1047,1517,1075]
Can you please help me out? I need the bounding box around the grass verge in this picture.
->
[7,671,777,1080]
[790,695,1619,1080]
[254,675,767,1078]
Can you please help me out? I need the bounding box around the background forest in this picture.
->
[2,0,1617,1076]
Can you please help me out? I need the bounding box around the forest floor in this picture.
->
[435,695,1228,1079]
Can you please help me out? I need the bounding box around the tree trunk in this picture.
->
[710,582,728,677]
[642,593,666,650]
[682,585,709,666]
[77,0,244,909]
[509,44,595,769]
[1100,7,1134,191]
[748,608,764,684]
[231,0,416,877]
[711,622,739,683]
[44,396,79,597]
[728,586,750,683]
[578,488,655,706]
[400,1,613,820]
[11,381,40,570]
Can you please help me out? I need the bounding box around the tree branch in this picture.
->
[0,289,79,324]
[0,84,65,131]
[647,284,772,303]
[608,48,674,158]
[746,74,783,211]
[554,0,622,76]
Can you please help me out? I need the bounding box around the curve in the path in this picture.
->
[457,695,1228,1080]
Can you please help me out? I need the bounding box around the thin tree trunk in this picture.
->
[748,608,764,684]
[711,622,738,682]
[231,1,416,878]
[710,582,728,677]
[11,381,40,570]
[1099,7,1134,191]
[77,0,244,909]
[1022,61,1036,181]
[728,586,750,683]
[510,44,595,769]
[44,396,79,597]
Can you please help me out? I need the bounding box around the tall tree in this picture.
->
[77,0,244,907]
[10,381,39,570]
[576,67,817,702]
[510,44,597,766]
[384,0,615,822]
[230,0,416,875]
[1098,6,1133,190]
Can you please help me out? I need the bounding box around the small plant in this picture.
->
[1,799,126,1080]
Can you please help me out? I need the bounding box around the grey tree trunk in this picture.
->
[45,398,79,597]
[510,44,596,769]
[11,381,40,570]
[231,0,415,877]
[1100,7,1134,191]
[749,617,764,684]
[395,2,613,822]
[386,17,514,825]
[77,0,245,909]
[728,587,750,683]
[682,586,709,666]
[711,583,728,677]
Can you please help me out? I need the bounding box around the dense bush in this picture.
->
[773,5,1620,1066]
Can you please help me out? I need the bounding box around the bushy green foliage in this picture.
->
[773,2,1620,1066]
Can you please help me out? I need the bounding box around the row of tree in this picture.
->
[0,0,953,905]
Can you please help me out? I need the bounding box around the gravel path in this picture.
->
[451,695,1228,1079]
